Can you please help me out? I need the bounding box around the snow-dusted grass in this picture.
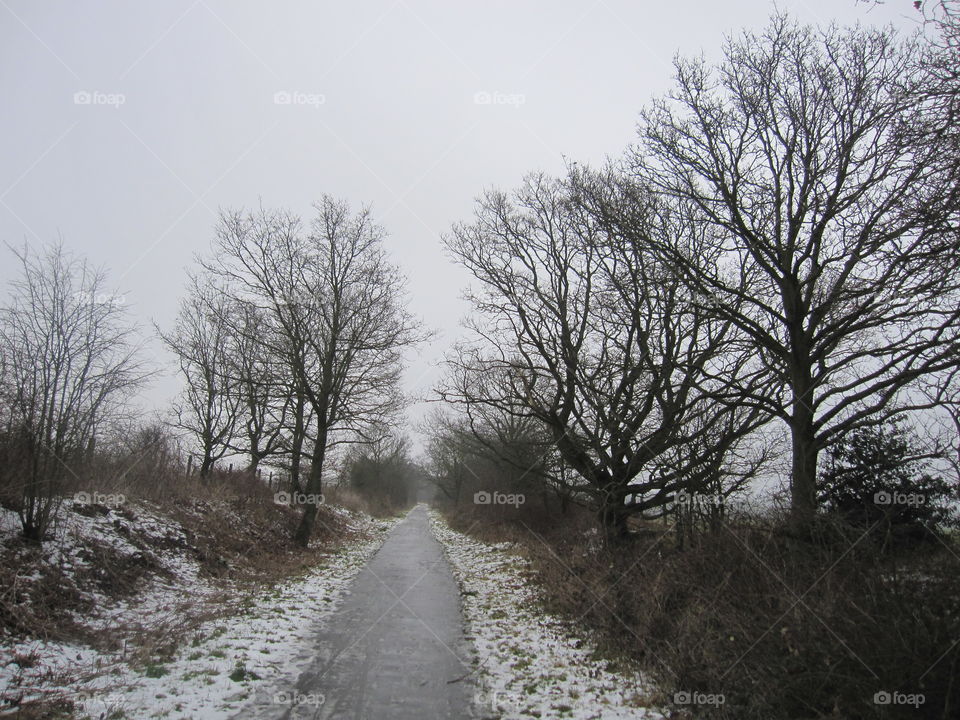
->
[1,503,402,719]
[429,510,665,720]
[5,498,212,638]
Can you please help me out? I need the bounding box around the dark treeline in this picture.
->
[428,12,960,541]
[426,8,960,719]
[0,197,428,548]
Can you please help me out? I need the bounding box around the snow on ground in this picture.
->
[0,502,402,719]
[429,511,666,720]
[29,498,213,633]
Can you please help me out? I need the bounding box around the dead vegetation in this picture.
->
[441,503,960,719]
[0,464,371,718]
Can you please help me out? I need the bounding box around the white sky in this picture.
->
[0,0,920,453]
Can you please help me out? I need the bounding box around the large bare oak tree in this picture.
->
[443,172,768,540]
[628,17,960,530]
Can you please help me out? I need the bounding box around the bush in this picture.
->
[818,423,957,544]
[452,507,960,719]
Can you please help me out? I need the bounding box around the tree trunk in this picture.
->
[247,426,260,474]
[289,387,306,494]
[200,452,214,477]
[600,507,629,544]
[22,521,42,543]
[598,480,629,543]
[790,396,819,533]
[294,427,327,547]
[786,300,818,534]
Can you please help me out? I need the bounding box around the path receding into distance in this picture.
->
[235,504,476,719]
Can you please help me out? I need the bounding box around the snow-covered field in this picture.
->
[429,511,666,720]
[1,502,401,719]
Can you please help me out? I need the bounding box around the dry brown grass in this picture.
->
[0,467,376,717]
[323,485,412,519]
[0,467,365,648]
[440,503,960,720]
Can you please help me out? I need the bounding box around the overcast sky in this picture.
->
[0,0,919,450]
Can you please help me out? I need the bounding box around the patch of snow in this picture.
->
[0,503,402,719]
[429,510,666,720]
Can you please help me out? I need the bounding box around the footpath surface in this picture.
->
[235,504,475,719]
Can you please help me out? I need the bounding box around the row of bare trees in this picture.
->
[338,433,425,510]
[160,197,427,545]
[0,198,425,547]
[430,14,960,540]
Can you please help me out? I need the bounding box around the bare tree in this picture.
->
[422,409,473,504]
[871,0,959,81]
[921,0,960,74]
[920,366,960,486]
[0,242,149,541]
[158,273,241,477]
[206,198,427,546]
[631,17,960,531]
[284,371,314,495]
[442,171,767,541]
[222,300,293,473]
[430,377,579,511]
[340,430,420,508]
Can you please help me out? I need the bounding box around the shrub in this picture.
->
[511,513,960,719]
[818,423,957,544]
